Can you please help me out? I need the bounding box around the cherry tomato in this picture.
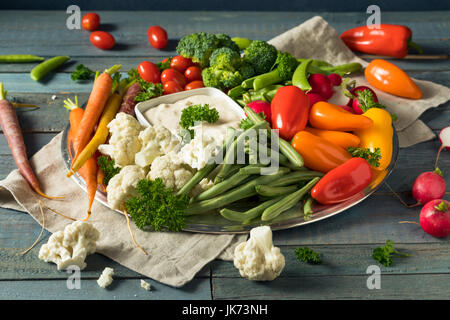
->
[163,81,183,95]
[185,80,204,91]
[184,66,203,82]
[137,61,161,84]
[147,26,168,49]
[161,68,187,87]
[170,55,193,73]
[89,31,115,50]
[81,13,100,31]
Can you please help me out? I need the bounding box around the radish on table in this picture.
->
[412,168,446,205]
[419,200,450,238]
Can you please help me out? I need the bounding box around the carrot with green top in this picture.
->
[73,64,121,158]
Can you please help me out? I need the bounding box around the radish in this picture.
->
[246,100,272,124]
[308,73,334,100]
[419,199,450,238]
[346,86,379,115]
[435,126,450,168]
[412,168,446,205]
[306,92,326,108]
[328,73,342,86]
[338,105,355,113]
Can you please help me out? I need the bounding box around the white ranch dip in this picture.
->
[143,94,242,144]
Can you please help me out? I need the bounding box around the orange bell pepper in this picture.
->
[365,59,422,99]
[309,101,373,131]
[291,130,352,173]
[304,127,361,149]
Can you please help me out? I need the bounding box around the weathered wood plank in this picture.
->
[211,243,450,278]
[0,277,211,300]
[212,274,450,300]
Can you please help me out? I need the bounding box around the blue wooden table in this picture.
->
[0,10,449,300]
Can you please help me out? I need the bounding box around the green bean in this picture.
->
[30,56,70,81]
[186,167,290,215]
[238,164,268,175]
[255,184,298,197]
[0,54,45,63]
[292,59,312,91]
[176,164,215,196]
[303,196,314,221]
[261,177,320,221]
[215,121,269,183]
[228,85,246,99]
[220,196,285,222]
[269,170,323,187]
[241,75,258,89]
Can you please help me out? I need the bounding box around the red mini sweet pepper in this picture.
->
[311,157,373,205]
[340,24,422,58]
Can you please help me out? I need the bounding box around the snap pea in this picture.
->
[292,59,312,91]
[241,75,258,89]
[228,85,246,99]
[255,184,298,197]
[261,177,320,221]
[186,167,290,215]
[220,195,285,222]
[319,62,363,76]
[30,56,70,81]
[0,54,45,63]
[231,37,252,50]
[269,170,323,187]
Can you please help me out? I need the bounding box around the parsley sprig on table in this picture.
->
[347,147,382,167]
[71,64,96,81]
[125,179,190,232]
[180,104,219,139]
[97,156,121,186]
[372,239,410,267]
[294,247,322,264]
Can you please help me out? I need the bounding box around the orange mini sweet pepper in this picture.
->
[309,101,373,131]
[304,127,361,149]
[365,59,422,99]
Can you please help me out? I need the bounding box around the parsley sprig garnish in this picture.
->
[347,147,382,167]
[180,104,219,139]
[355,89,386,113]
[372,239,410,267]
[127,68,164,102]
[125,179,190,232]
[97,156,121,186]
[294,247,322,264]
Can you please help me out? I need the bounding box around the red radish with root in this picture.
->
[435,126,450,168]
[306,92,326,107]
[246,100,272,124]
[308,73,334,100]
[412,168,446,205]
[419,199,450,238]
[327,73,342,86]
[346,86,379,114]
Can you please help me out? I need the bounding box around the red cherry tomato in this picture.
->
[137,61,161,84]
[147,26,168,49]
[163,81,183,95]
[185,80,204,91]
[89,31,115,50]
[170,56,193,73]
[161,68,187,87]
[81,13,100,31]
[184,66,203,82]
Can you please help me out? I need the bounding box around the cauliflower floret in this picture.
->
[233,226,285,281]
[38,221,100,271]
[106,165,147,210]
[98,112,143,167]
[190,177,214,197]
[178,128,220,170]
[134,125,180,168]
[97,267,115,289]
[147,152,194,191]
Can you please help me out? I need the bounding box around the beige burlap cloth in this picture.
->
[1,16,449,287]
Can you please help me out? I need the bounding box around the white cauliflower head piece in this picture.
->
[178,129,220,170]
[135,125,180,168]
[106,165,147,210]
[38,221,100,271]
[233,226,285,281]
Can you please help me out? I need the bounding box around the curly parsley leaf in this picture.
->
[355,89,386,112]
[97,156,121,186]
[347,147,382,167]
[127,68,164,102]
[372,239,410,267]
[157,57,172,72]
[125,178,190,232]
[180,104,219,138]
[71,64,96,81]
[294,247,322,264]
[239,112,266,130]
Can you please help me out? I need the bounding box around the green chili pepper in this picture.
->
[292,59,312,91]
[0,54,45,63]
[30,56,70,81]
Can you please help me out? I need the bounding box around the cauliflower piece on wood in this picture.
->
[97,267,115,288]
[106,165,147,210]
[38,221,100,271]
[233,226,285,281]
[135,125,180,168]
[147,152,194,192]
[98,112,143,168]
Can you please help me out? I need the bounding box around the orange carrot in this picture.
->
[73,65,121,157]
[0,82,62,199]
[97,167,106,193]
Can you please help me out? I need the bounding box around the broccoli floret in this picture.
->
[220,70,243,89]
[216,33,241,53]
[243,40,278,75]
[239,61,255,80]
[176,32,221,67]
[201,67,223,89]
[209,47,241,70]
[202,67,243,90]
[252,51,299,90]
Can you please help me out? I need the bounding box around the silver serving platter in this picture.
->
[61,95,398,234]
